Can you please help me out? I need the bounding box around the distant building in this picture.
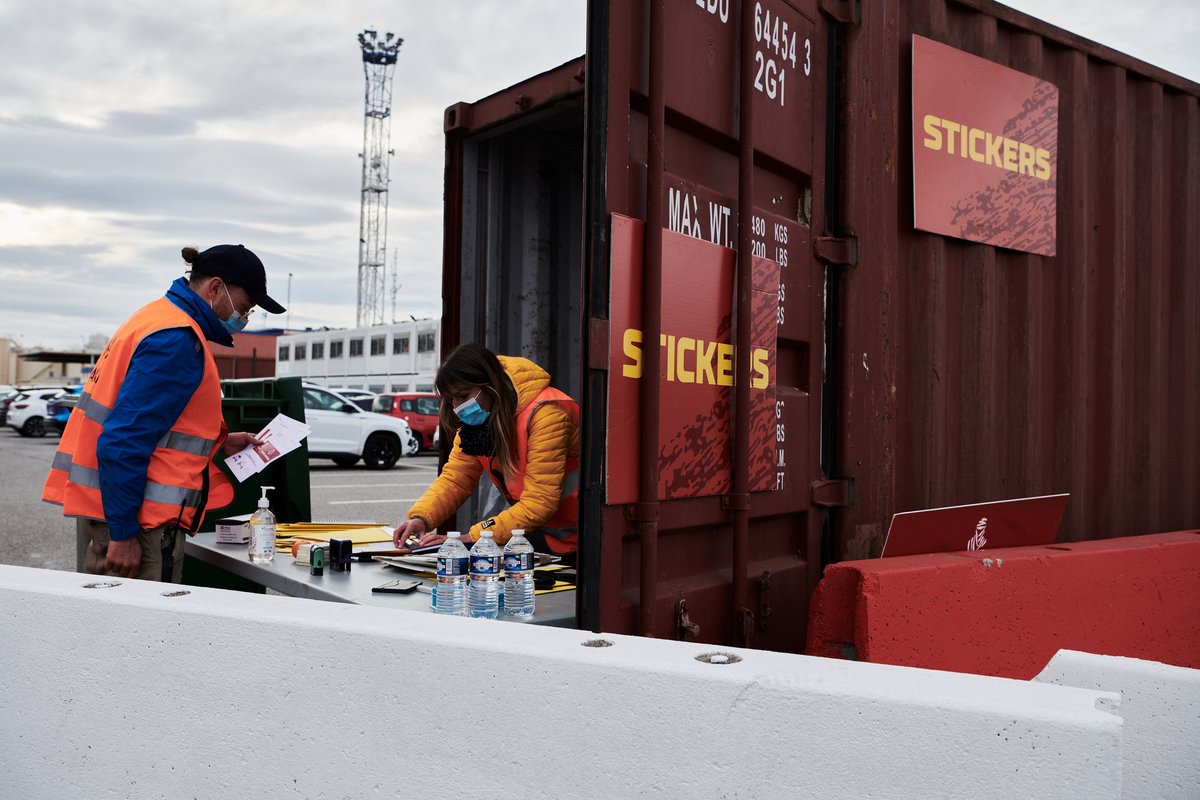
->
[12,346,97,386]
[0,338,19,386]
[274,319,440,393]
[217,331,283,380]
[3,332,282,388]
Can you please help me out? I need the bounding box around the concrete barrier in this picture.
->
[0,565,1123,799]
[1035,650,1200,800]
[807,531,1200,679]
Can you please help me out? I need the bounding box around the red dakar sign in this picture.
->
[606,214,778,504]
[912,35,1059,256]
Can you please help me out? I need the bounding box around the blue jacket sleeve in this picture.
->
[96,328,205,540]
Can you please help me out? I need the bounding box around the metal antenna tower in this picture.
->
[390,249,400,324]
[356,28,402,327]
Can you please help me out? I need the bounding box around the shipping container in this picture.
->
[441,0,1200,652]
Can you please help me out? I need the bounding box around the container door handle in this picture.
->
[675,598,700,641]
[758,571,773,632]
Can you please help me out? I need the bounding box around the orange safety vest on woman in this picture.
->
[474,385,580,553]
[42,297,232,532]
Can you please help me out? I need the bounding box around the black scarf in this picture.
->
[458,422,494,456]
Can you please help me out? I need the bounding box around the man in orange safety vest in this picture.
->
[43,244,285,582]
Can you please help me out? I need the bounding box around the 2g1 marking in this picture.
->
[753,2,812,108]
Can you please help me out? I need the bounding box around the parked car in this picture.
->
[0,389,18,426]
[372,392,441,451]
[1,385,59,426]
[6,387,67,437]
[302,384,418,469]
[46,386,83,434]
[1,383,66,429]
[329,388,377,412]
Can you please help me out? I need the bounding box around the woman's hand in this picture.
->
[392,516,427,548]
[415,532,448,548]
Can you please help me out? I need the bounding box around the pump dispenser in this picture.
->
[248,485,277,564]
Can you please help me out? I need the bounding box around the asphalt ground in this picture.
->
[0,426,438,572]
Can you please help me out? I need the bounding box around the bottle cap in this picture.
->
[511,529,524,537]
[446,530,461,539]
[258,485,275,508]
[481,530,494,538]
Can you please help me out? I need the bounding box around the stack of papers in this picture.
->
[274,522,395,552]
[224,413,310,482]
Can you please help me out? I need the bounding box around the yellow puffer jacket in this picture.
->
[406,356,579,544]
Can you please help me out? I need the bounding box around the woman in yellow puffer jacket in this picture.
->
[392,343,580,560]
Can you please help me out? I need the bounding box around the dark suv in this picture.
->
[0,389,17,426]
[46,389,82,434]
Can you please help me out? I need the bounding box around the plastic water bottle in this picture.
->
[434,531,469,616]
[468,530,501,619]
[248,485,276,564]
[502,529,536,618]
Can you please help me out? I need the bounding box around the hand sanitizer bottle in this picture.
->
[248,485,276,564]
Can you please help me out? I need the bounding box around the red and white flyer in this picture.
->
[224,413,311,482]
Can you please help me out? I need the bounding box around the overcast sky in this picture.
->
[1,0,1196,351]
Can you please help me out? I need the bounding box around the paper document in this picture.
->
[224,413,311,482]
[282,526,394,545]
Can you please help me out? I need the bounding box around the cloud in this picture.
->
[0,0,587,349]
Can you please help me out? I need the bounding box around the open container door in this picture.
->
[442,62,588,547]
[580,0,845,650]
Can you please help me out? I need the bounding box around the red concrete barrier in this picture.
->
[806,531,1200,679]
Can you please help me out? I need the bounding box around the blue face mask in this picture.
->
[453,390,490,426]
[222,312,249,335]
[215,283,251,334]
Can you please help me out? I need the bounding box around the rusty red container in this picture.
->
[441,0,1200,651]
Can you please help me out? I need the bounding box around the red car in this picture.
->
[372,392,440,451]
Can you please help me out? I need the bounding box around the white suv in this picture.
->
[302,384,417,469]
[329,387,376,411]
[6,387,66,438]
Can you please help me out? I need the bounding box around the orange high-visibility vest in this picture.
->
[475,385,579,552]
[42,297,232,532]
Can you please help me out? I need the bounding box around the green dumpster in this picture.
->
[203,375,311,527]
[184,376,311,592]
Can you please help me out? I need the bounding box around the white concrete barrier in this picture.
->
[1,565,1123,799]
[1035,649,1200,799]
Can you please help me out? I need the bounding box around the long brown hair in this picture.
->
[436,343,519,475]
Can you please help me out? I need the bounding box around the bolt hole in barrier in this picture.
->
[161,590,191,597]
[582,639,614,648]
[82,582,121,589]
[696,652,743,665]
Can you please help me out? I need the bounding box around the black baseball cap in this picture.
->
[191,244,286,314]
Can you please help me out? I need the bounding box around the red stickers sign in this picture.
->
[606,214,778,504]
[912,35,1059,256]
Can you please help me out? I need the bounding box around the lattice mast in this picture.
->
[356,29,402,327]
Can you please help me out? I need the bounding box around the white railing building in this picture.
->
[274,318,439,393]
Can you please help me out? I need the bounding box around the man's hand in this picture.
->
[105,537,142,578]
[222,431,264,455]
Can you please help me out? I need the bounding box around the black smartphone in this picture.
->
[372,579,423,594]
